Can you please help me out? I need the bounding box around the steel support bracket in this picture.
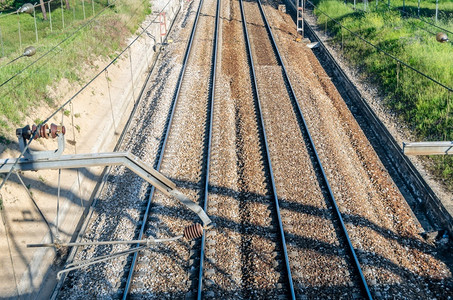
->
[0,152,212,226]
[16,125,65,160]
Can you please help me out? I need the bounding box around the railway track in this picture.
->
[53,1,206,298]
[54,0,452,298]
[241,0,372,298]
[259,1,452,297]
[199,0,297,297]
[124,0,218,296]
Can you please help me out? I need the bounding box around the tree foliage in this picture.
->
[0,0,15,10]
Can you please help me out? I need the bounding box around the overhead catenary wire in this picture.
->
[0,208,20,297]
[387,2,453,35]
[307,0,452,93]
[16,172,56,243]
[0,0,56,19]
[344,0,452,41]
[0,0,174,201]
[0,5,115,197]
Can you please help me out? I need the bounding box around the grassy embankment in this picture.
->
[0,0,150,138]
[347,0,453,19]
[313,0,452,187]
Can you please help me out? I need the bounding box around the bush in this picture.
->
[0,0,14,10]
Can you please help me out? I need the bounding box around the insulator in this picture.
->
[30,125,37,138]
[19,3,34,14]
[32,124,49,139]
[436,32,448,43]
[183,223,203,240]
[30,123,65,139]
[50,123,66,138]
[23,46,36,57]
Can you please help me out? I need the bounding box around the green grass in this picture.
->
[314,0,453,187]
[344,0,453,22]
[0,0,150,133]
[0,1,109,57]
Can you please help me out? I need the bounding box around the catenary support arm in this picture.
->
[0,152,212,226]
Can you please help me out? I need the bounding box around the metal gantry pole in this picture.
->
[435,0,438,22]
[17,11,22,53]
[48,1,53,32]
[0,25,4,57]
[297,0,304,35]
[33,3,39,43]
[61,0,65,29]
[82,0,86,20]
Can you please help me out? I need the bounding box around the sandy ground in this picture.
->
[0,0,180,297]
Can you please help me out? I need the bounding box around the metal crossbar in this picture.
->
[0,152,211,226]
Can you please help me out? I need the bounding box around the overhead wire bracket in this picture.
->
[1,124,213,277]
[0,151,212,226]
[3,124,212,226]
[16,123,66,160]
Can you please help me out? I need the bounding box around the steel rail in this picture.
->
[196,0,220,297]
[256,0,372,298]
[121,0,207,297]
[239,0,296,298]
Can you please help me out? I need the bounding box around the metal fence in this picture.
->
[0,0,107,58]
